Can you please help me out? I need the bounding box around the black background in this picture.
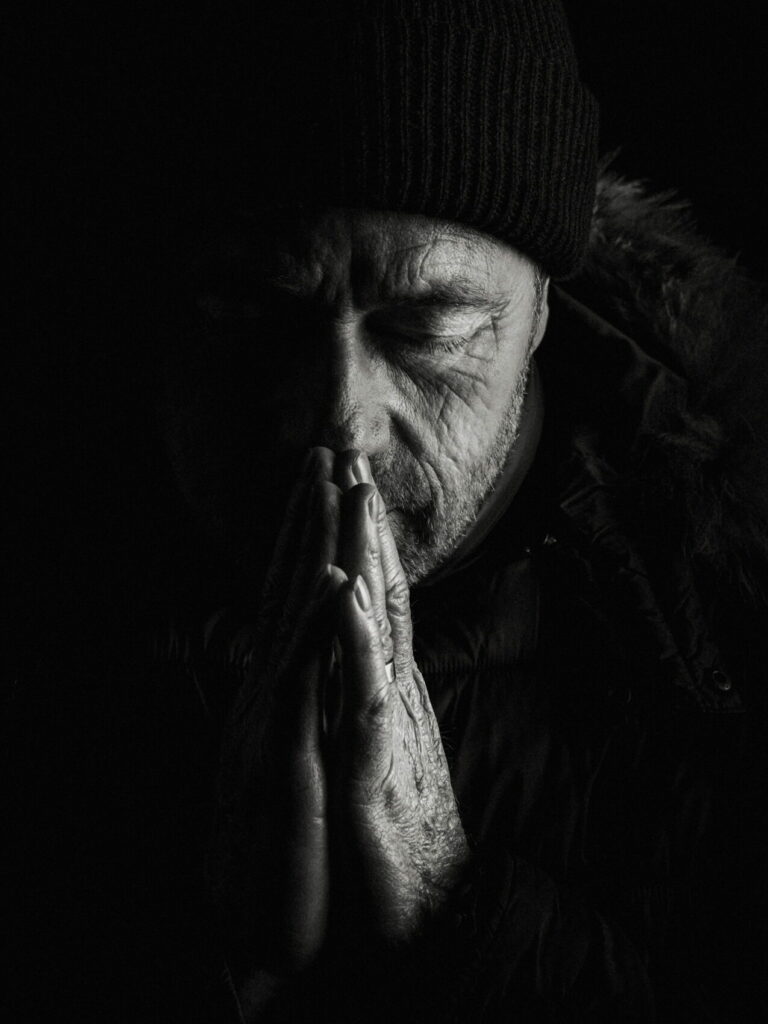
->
[570,2,766,278]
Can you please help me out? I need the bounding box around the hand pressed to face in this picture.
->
[332,451,469,942]
[212,446,468,1001]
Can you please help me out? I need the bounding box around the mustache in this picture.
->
[232,438,432,555]
[368,443,433,517]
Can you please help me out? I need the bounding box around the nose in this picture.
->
[310,318,391,457]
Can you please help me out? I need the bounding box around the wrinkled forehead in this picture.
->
[189,206,532,302]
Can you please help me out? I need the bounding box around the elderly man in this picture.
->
[8,1,767,1022]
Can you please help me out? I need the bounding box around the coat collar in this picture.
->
[567,170,768,605]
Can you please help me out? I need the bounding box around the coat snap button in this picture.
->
[712,669,732,692]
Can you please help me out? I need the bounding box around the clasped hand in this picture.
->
[212,448,468,989]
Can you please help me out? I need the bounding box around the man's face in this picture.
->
[157,208,548,585]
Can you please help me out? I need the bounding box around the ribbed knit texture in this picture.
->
[189,0,599,278]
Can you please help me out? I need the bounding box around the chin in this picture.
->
[386,509,445,586]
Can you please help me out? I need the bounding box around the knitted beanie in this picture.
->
[188,0,599,278]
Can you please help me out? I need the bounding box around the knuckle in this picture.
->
[376,620,393,656]
[362,624,383,657]
[388,577,411,611]
[367,539,381,568]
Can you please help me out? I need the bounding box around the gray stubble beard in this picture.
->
[373,350,534,585]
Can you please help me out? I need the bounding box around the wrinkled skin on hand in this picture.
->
[330,451,469,943]
[210,447,468,1002]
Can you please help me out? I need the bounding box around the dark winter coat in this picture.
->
[6,175,768,1023]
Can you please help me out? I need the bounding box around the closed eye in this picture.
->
[365,306,490,352]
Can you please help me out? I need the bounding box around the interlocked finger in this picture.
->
[337,483,394,665]
[340,450,414,677]
[370,486,413,677]
[336,575,395,787]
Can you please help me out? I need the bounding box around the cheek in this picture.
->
[391,329,524,478]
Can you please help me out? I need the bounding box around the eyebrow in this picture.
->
[243,276,509,317]
[198,251,510,315]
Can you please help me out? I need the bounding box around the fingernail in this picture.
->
[353,575,371,612]
[351,451,370,485]
[367,489,379,520]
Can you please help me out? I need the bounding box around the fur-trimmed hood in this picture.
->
[563,170,768,604]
